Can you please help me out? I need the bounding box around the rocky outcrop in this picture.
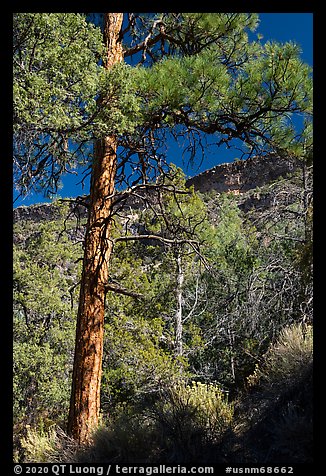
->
[13,155,299,222]
[13,199,89,223]
[185,154,298,195]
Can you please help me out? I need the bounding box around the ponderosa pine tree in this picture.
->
[13,13,312,444]
[66,13,124,445]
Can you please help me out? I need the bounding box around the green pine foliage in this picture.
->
[13,14,104,132]
[13,203,82,433]
[14,13,312,197]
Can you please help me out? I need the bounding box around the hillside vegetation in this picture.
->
[13,163,313,464]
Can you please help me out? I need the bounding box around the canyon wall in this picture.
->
[13,155,298,222]
[185,154,297,195]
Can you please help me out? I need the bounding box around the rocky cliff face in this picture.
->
[185,154,297,195]
[13,199,89,223]
[13,154,298,222]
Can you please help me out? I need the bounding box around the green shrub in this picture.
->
[20,426,59,463]
[224,324,313,464]
[19,425,77,463]
[171,381,233,438]
[247,323,313,389]
[75,381,234,464]
[77,413,161,464]
[149,381,233,462]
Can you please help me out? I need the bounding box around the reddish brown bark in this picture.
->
[67,13,123,445]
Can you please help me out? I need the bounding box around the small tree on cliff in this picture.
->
[13,13,312,444]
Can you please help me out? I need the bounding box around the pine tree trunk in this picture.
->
[175,253,184,356]
[67,13,123,445]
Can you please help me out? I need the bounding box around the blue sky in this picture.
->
[13,13,313,208]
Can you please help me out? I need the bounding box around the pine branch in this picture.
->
[104,283,144,299]
[123,32,163,58]
[114,234,200,247]
[123,19,184,60]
